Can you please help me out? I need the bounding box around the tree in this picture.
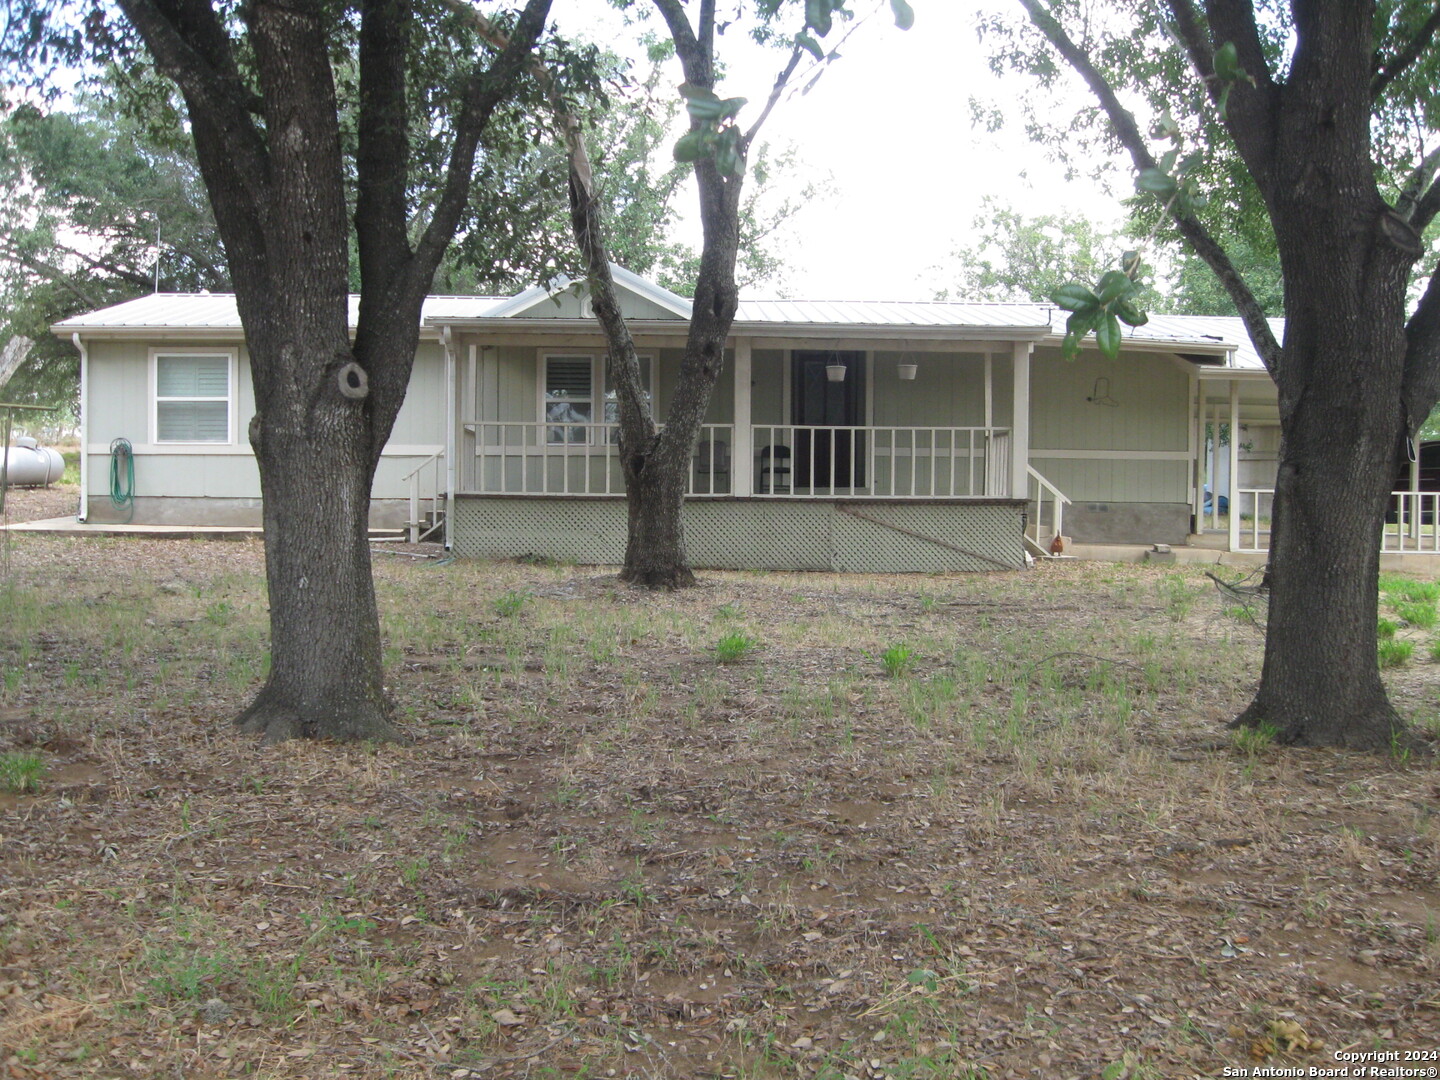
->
[931,195,1280,316]
[0,92,228,426]
[1003,0,1440,750]
[564,0,911,588]
[6,0,559,743]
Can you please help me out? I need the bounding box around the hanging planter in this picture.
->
[897,362,918,380]
[826,363,847,382]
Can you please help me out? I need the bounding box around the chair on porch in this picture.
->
[757,444,791,494]
[693,439,731,494]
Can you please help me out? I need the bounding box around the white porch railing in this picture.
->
[462,422,734,496]
[749,424,1009,498]
[458,423,1011,499]
[1232,488,1440,554]
[402,448,446,543]
[1026,465,1071,553]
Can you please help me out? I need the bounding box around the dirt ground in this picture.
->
[1,483,1438,1079]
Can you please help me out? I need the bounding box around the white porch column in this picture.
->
[1010,341,1031,500]
[1189,373,1202,531]
[441,327,456,549]
[732,338,753,496]
[1228,379,1241,552]
[72,333,89,522]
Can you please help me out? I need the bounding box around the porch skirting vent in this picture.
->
[451,497,1027,573]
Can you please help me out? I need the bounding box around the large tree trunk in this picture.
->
[237,399,400,744]
[621,456,696,589]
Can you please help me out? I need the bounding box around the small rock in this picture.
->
[491,1008,523,1027]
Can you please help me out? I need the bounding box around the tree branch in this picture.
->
[409,0,553,291]
[1020,0,1282,373]
[742,46,803,148]
[1405,161,1440,234]
[1373,1,1440,99]
[355,0,415,300]
[650,0,710,88]
[1404,264,1440,435]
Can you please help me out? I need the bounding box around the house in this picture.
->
[54,267,1307,570]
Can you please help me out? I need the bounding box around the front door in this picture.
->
[792,351,865,489]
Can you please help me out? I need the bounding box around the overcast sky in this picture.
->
[552,0,1129,301]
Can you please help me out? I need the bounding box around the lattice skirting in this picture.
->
[451,497,1026,573]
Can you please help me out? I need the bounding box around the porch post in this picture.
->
[1010,341,1031,500]
[732,338,753,496]
[1228,379,1240,552]
[1410,445,1421,542]
[441,326,456,549]
[1189,373,1202,532]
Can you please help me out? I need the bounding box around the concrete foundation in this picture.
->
[83,496,411,529]
[1054,501,1192,546]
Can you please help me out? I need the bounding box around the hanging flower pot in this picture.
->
[897,362,918,380]
[826,363,847,382]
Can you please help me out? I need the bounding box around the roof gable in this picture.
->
[485,265,692,321]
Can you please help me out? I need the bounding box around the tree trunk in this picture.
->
[621,459,696,589]
[234,334,402,745]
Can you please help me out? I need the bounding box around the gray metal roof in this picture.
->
[53,288,1280,373]
[53,293,508,332]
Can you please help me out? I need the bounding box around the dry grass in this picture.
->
[1,502,1439,1078]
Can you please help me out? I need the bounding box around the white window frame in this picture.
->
[537,352,657,446]
[150,349,237,445]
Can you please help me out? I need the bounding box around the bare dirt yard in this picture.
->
[2,483,1439,1079]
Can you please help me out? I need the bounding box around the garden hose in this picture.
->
[109,437,135,523]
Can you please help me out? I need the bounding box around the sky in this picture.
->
[552,1,1131,301]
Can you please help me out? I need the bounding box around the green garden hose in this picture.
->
[109,437,135,523]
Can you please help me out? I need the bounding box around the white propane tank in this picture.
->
[2,437,65,486]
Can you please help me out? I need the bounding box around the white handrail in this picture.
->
[402,448,445,543]
[1026,465,1071,548]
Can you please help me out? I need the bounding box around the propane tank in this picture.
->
[2,437,65,486]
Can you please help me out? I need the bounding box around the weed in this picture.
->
[0,751,44,794]
[1379,574,1440,602]
[714,630,758,663]
[879,643,916,677]
[493,590,527,617]
[1232,721,1280,756]
[1378,638,1414,668]
[1378,617,1399,639]
[1396,599,1439,628]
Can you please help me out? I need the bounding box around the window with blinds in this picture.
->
[155,354,232,443]
[545,356,593,444]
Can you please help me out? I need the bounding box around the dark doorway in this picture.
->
[792,351,866,489]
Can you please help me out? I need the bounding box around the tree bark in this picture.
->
[119,0,552,742]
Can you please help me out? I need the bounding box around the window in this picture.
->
[545,355,593,444]
[154,353,233,443]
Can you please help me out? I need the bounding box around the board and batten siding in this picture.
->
[870,352,1014,429]
[1027,348,1191,504]
[82,338,447,522]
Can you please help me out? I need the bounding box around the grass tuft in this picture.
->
[714,630,758,663]
[0,751,45,794]
[1379,638,1415,668]
[879,643,916,678]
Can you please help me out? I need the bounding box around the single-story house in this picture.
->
[53,267,1349,570]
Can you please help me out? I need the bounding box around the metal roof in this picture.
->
[53,293,508,332]
[54,287,1280,373]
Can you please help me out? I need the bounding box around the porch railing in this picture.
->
[461,422,734,497]
[1232,488,1440,554]
[401,448,446,543]
[749,424,1009,498]
[1026,465,1071,552]
[458,423,1011,499]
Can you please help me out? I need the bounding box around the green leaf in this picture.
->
[1114,299,1149,328]
[806,0,833,37]
[1136,168,1177,197]
[1066,309,1098,337]
[1095,311,1122,359]
[1051,283,1099,312]
[1096,270,1133,304]
[795,31,824,60]
[889,0,915,30]
[717,97,748,121]
[1213,41,1240,82]
[672,131,706,163]
[1217,83,1232,120]
[1061,331,1084,362]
